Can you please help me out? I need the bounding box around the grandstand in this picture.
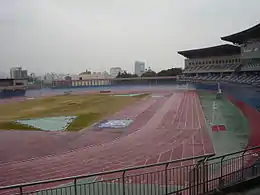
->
[179,23,260,86]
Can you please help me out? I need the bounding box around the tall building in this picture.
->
[110,67,122,77]
[10,67,28,79]
[134,61,145,76]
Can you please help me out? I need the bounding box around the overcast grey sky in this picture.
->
[0,0,259,75]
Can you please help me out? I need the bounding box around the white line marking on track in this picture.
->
[192,134,195,164]
[211,101,217,125]
[157,153,162,163]
[171,93,183,125]
[195,93,202,130]
[178,130,199,166]
[176,93,186,128]
[184,92,189,129]
[191,92,194,129]
[195,93,207,154]
[144,158,149,165]
[180,142,184,166]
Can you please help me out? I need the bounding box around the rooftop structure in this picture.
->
[221,22,260,44]
[178,44,240,59]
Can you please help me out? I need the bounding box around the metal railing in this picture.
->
[1,146,260,195]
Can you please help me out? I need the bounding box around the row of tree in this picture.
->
[116,68,182,78]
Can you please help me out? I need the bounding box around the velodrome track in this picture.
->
[0,88,214,194]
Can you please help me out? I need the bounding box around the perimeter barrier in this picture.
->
[1,146,260,195]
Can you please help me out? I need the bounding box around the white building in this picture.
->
[69,72,113,87]
[10,67,28,79]
[134,61,145,76]
[43,73,58,84]
[110,67,122,77]
[72,72,113,80]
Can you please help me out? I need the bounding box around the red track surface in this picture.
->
[0,93,162,163]
[0,90,214,192]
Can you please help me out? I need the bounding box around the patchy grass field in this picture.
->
[0,93,148,131]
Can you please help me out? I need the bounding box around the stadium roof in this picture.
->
[177,44,240,59]
[221,23,260,44]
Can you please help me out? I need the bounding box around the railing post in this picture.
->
[241,151,246,180]
[189,159,202,195]
[219,156,225,188]
[19,186,23,195]
[74,178,77,195]
[122,171,126,195]
[165,163,169,195]
[202,156,210,194]
[196,157,208,195]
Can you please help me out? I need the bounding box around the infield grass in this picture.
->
[0,93,148,131]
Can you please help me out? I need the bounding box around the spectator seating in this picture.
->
[180,74,260,85]
[183,64,240,73]
[181,63,260,86]
[241,64,260,71]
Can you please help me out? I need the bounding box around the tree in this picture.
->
[141,70,157,77]
[116,71,138,78]
[141,67,157,77]
[157,68,182,76]
[64,75,72,80]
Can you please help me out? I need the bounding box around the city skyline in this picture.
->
[0,0,260,75]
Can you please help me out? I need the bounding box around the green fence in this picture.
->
[1,146,260,195]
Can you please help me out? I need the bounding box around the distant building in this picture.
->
[134,61,145,76]
[43,73,58,84]
[102,71,109,76]
[110,67,122,77]
[10,67,28,79]
[53,71,113,88]
[64,75,72,80]
[72,71,113,81]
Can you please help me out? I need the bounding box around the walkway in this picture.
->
[198,91,249,156]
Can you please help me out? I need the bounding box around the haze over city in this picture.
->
[0,0,260,75]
